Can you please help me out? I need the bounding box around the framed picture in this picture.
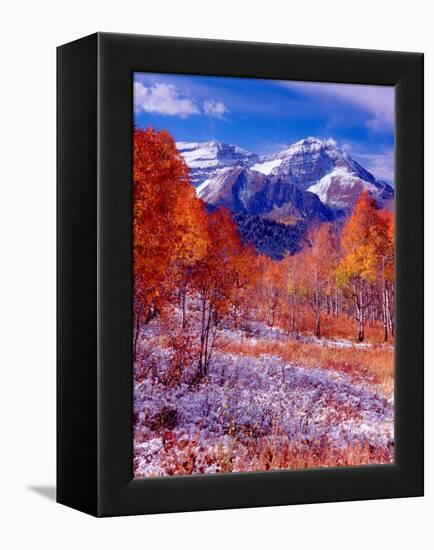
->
[57,32,423,516]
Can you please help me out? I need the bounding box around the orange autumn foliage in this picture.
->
[133,128,208,323]
[339,191,390,283]
[337,191,394,341]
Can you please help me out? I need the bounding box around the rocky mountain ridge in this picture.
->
[176,137,394,258]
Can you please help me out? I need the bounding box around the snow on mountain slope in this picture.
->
[250,158,284,175]
[189,137,394,259]
[197,166,267,213]
[266,137,395,210]
[270,137,376,189]
[176,141,258,186]
[197,165,333,225]
[308,168,379,209]
[197,166,247,205]
[178,137,394,211]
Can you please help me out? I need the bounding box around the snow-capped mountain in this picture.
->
[268,137,393,210]
[308,169,394,210]
[197,166,266,211]
[268,137,376,190]
[176,141,259,187]
[197,165,332,224]
[195,162,334,259]
[177,137,394,211]
[177,137,394,258]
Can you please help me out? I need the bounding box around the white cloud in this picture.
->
[365,117,388,131]
[280,81,395,131]
[134,81,229,120]
[320,84,394,131]
[203,100,229,118]
[347,144,395,183]
[134,82,199,118]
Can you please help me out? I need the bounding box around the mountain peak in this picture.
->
[176,140,259,186]
[271,137,380,194]
[281,136,340,154]
[175,136,394,257]
[273,137,341,163]
[176,137,393,212]
[296,136,324,146]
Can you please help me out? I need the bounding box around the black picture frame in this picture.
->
[57,32,424,517]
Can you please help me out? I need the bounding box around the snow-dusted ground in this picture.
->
[133,321,394,477]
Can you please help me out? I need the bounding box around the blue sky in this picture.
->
[134,72,395,184]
